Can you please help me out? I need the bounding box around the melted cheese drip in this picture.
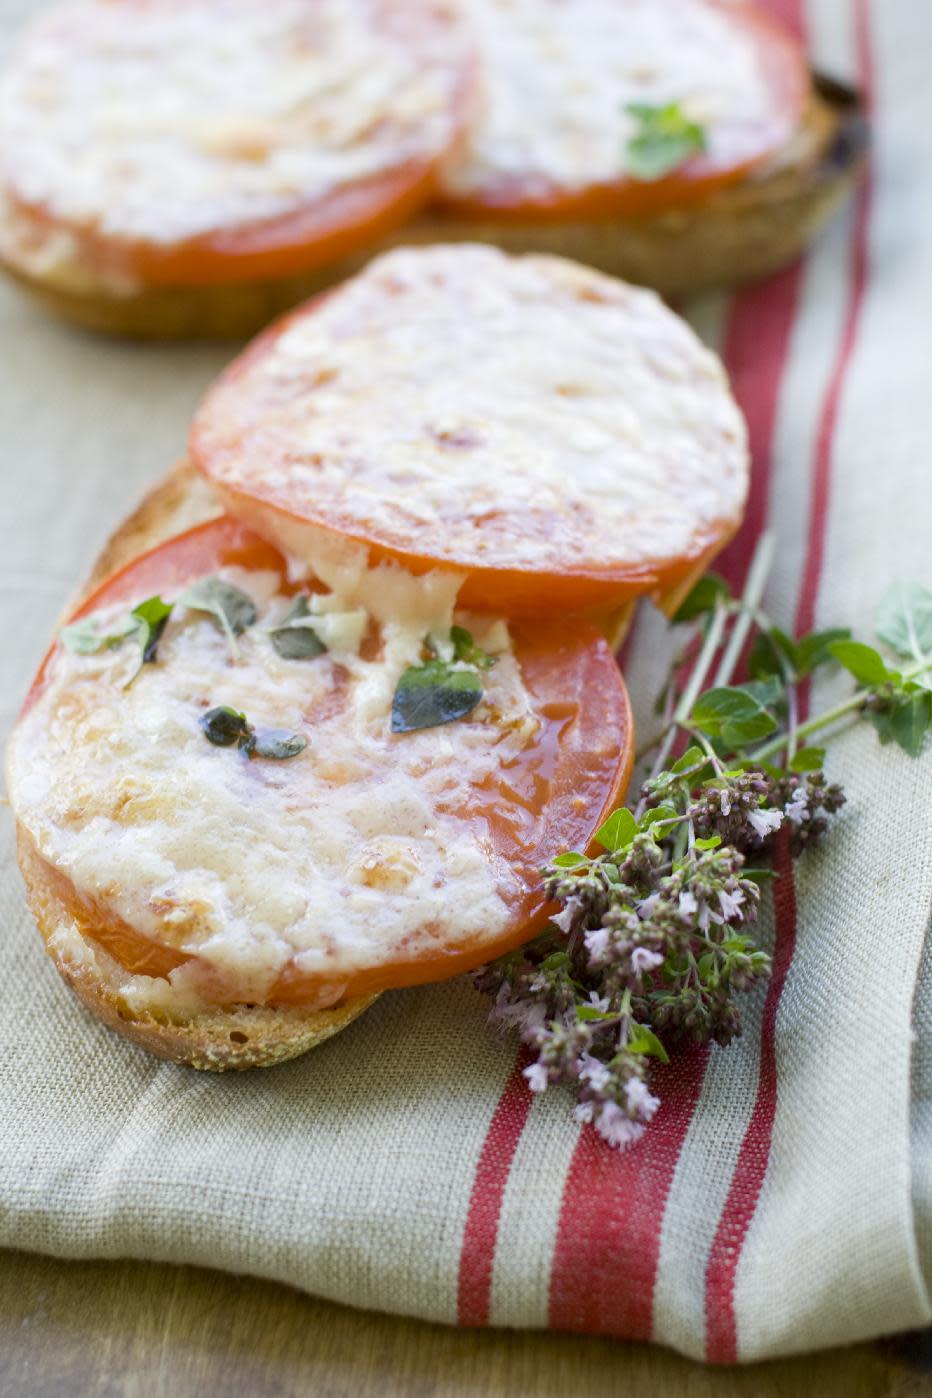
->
[0,0,465,247]
[443,0,791,197]
[8,555,539,1009]
[195,244,748,575]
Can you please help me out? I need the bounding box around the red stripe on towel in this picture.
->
[548,1049,708,1338]
[703,1,874,1359]
[457,1048,534,1325]
[704,832,798,1362]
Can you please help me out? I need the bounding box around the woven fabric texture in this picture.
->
[1,0,931,1364]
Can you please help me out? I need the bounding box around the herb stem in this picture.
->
[751,655,932,762]
[712,531,775,688]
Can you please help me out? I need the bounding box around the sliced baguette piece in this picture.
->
[410,74,868,301]
[2,75,865,340]
[13,464,378,1070]
[10,462,633,1068]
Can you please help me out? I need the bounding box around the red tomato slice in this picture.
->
[0,0,474,287]
[191,244,749,615]
[17,516,632,1008]
[437,0,809,220]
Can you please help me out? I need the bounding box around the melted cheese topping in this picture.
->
[0,0,466,249]
[8,552,541,1010]
[442,0,799,199]
[194,244,748,578]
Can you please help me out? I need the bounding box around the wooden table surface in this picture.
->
[2,1248,931,1397]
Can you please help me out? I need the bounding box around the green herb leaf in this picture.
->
[672,572,730,624]
[875,581,932,660]
[251,728,309,760]
[625,102,707,182]
[199,707,307,760]
[890,692,932,757]
[736,677,784,712]
[748,627,798,680]
[690,686,777,746]
[870,691,932,757]
[269,596,328,660]
[828,639,892,686]
[177,576,257,659]
[795,627,852,677]
[693,835,722,850]
[200,705,253,749]
[788,746,826,773]
[594,807,638,852]
[60,614,138,655]
[450,625,497,670]
[639,803,678,831]
[391,659,483,733]
[576,1005,615,1023]
[672,745,708,775]
[552,852,588,869]
[627,1025,670,1063]
[122,595,174,685]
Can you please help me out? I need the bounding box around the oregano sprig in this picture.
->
[625,101,707,181]
[475,539,932,1152]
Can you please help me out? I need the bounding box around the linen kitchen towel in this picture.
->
[1,0,931,1363]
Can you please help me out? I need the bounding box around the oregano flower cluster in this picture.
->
[475,544,932,1151]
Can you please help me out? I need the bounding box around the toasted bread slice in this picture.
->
[13,464,379,1070]
[2,74,865,340]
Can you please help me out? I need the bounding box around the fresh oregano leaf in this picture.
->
[875,581,932,660]
[251,728,309,760]
[450,625,497,670]
[873,691,932,758]
[795,627,851,677]
[693,835,722,850]
[552,852,589,869]
[60,613,138,655]
[828,639,892,686]
[269,596,328,660]
[122,595,174,686]
[133,596,173,663]
[672,745,708,775]
[199,707,307,759]
[391,659,483,733]
[627,1025,670,1063]
[788,746,826,773]
[576,1005,615,1023]
[736,677,785,712]
[672,572,730,624]
[748,627,798,680]
[625,101,707,181]
[639,803,678,831]
[200,706,253,749]
[689,686,777,746]
[594,807,638,852]
[177,576,257,659]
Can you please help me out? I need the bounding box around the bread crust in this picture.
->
[1,74,866,340]
[12,462,379,1070]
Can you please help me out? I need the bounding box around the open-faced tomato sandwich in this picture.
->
[418,0,868,296]
[191,243,750,628]
[6,465,632,1067]
[0,0,473,339]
